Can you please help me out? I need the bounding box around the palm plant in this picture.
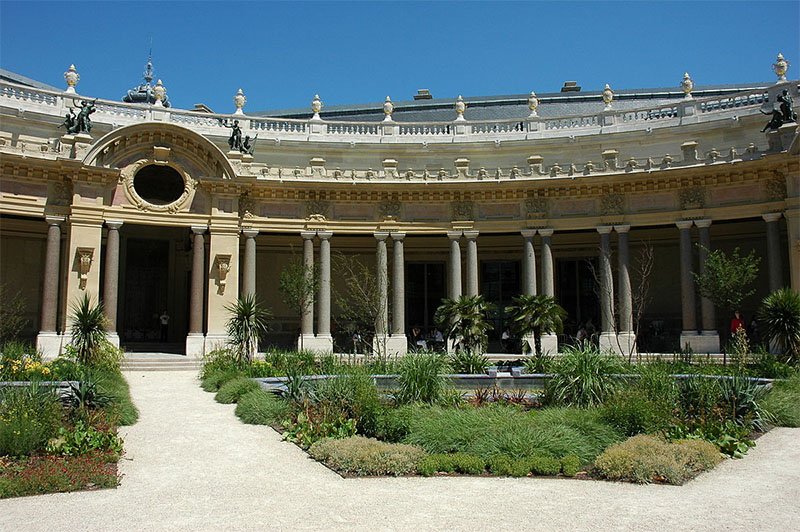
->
[758,288,800,363]
[434,295,494,354]
[505,294,567,356]
[226,294,271,363]
[69,294,108,366]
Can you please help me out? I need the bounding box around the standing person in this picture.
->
[730,310,745,335]
[159,310,170,342]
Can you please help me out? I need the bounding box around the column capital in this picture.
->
[300,230,317,240]
[520,229,537,238]
[390,232,406,241]
[538,228,554,237]
[317,230,333,240]
[676,220,693,230]
[447,230,463,240]
[694,218,712,229]
[463,230,479,240]
[614,224,631,234]
[105,220,124,230]
[45,215,65,226]
[374,231,390,241]
[762,212,783,223]
[596,225,613,234]
[242,228,259,238]
[191,225,208,235]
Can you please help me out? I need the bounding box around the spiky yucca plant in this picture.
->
[434,295,494,355]
[226,294,271,363]
[505,294,567,356]
[758,288,800,363]
[69,294,108,366]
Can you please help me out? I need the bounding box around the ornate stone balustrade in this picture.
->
[0,80,794,147]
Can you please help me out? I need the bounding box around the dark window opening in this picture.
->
[133,165,184,205]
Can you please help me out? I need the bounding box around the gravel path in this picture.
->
[1,370,798,531]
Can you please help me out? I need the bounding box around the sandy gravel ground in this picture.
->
[1,370,798,531]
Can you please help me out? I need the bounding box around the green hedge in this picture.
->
[309,436,425,476]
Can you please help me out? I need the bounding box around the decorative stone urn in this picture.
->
[681,72,693,99]
[311,94,323,120]
[454,95,466,121]
[153,79,166,107]
[64,64,79,94]
[773,53,789,82]
[528,91,539,117]
[383,96,394,121]
[234,88,246,115]
[602,84,614,110]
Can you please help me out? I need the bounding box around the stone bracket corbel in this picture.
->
[77,247,94,290]
[215,254,232,294]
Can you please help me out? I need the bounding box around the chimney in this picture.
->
[560,81,581,93]
[414,89,433,100]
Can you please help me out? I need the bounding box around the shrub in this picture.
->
[509,458,532,477]
[311,369,382,436]
[375,405,414,442]
[45,420,123,458]
[487,455,514,476]
[0,342,48,381]
[235,389,291,426]
[309,436,424,476]
[449,452,485,474]
[68,295,108,366]
[201,368,245,393]
[200,348,244,381]
[0,284,28,344]
[560,454,582,477]
[263,350,317,376]
[403,404,621,462]
[0,384,63,456]
[0,451,119,498]
[215,377,261,404]
[601,388,673,437]
[523,351,555,374]
[717,376,771,431]
[545,346,623,407]
[758,288,800,363]
[225,294,271,363]
[395,352,451,404]
[528,455,562,476]
[449,350,489,374]
[759,372,800,427]
[416,454,439,476]
[594,434,721,484]
[93,368,139,427]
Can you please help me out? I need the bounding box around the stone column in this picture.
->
[447,231,462,299]
[299,231,316,341]
[763,213,783,292]
[103,221,123,345]
[615,225,635,355]
[316,231,332,339]
[537,228,557,355]
[787,209,800,292]
[521,230,537,296]
[375,232,389,337]
[677,221,697,336]
[37,216,65,359]
[186,225,207,358]
[539,229,555,297]
[242,228,258,298]
[597,226,616,353]
[695,220,717,331]
[391,233,406,337]
[464,230,479,297]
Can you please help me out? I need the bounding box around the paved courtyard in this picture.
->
[1,370,798,531]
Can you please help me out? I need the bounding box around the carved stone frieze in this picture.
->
[524,197,549,218]
[378,199,401,220]
[600,193,624,215]
[305,199,330,219]
[451,200,474,221]
[679,185,706,210]
[47,180,72,206]
[766,174,787,201]
[238,193,255,218]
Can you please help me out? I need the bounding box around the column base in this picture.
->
[599,332,618,354]
[297,334,333,354]
[106,333,120,349]
[615,331,637,356]
[522,333,558,356]
[204,334,232,354]
[185,333,206,359]
[679,332,720,354]
[36,332,63,361]
[373,334,408,357]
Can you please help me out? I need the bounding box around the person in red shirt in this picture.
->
[730,310,745,335]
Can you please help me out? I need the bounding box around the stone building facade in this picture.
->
[0,62,797,359]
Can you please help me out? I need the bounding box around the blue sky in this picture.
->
[1,1,798,113]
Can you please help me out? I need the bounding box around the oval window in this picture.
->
[133,165,185,205]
